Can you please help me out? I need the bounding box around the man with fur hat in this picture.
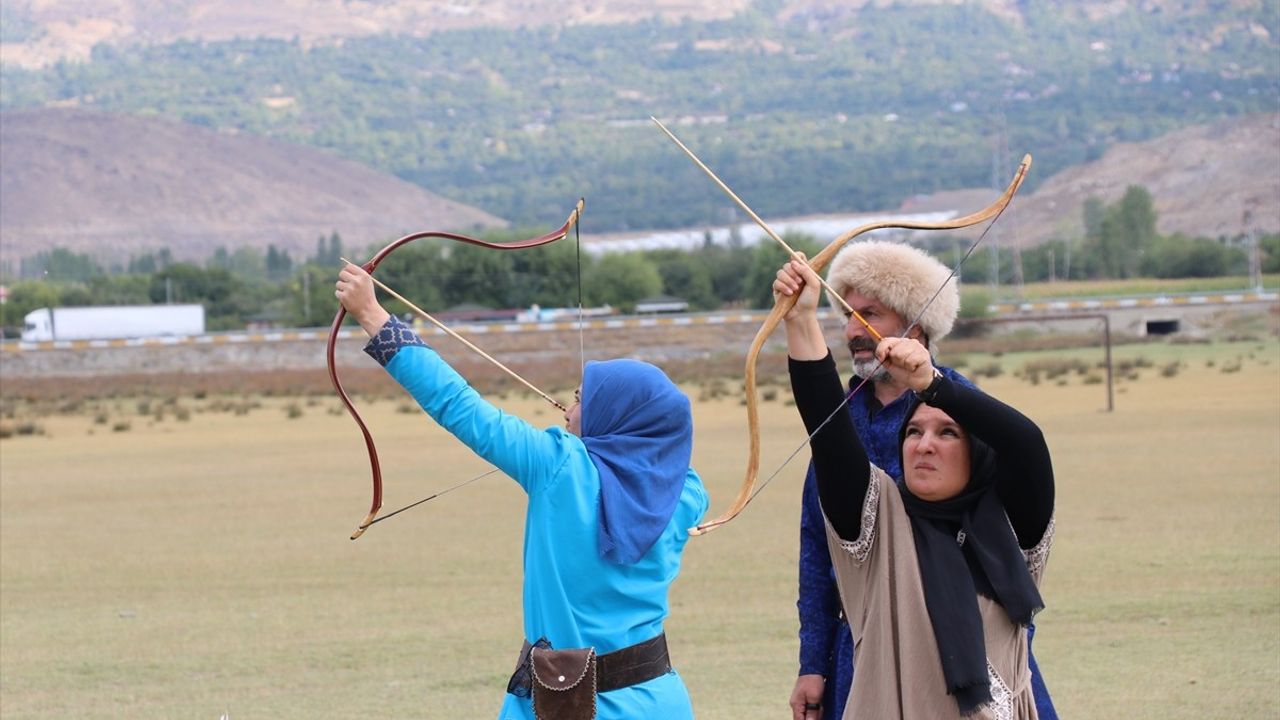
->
[786,241,1058,720]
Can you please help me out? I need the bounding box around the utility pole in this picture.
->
[1244,205,1262,292]
[992,109,1024,294]
[989,147,1001,295]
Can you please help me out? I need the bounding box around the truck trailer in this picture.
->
[21,305,206,342]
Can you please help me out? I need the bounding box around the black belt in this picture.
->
[507,633,671,696]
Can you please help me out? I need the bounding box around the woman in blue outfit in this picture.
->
[337,263,708,720]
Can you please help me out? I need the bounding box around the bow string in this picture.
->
[689,157,1032,535]
[327,199,585,540]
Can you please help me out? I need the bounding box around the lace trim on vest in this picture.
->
[835,469,881,564]
[985,659,1014,720]
[1023,515,1054,574]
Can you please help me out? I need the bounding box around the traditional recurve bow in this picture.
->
[327,199,585,540]
[689,157,1032,535]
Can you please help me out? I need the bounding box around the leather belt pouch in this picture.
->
[530,646,597,720]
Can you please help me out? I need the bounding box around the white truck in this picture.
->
[21,304,206,342]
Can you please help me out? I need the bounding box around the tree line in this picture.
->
[2,187,1275,337]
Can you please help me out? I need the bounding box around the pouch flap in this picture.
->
[530,647,596,692]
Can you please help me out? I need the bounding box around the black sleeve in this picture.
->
[788,352,870,541]
[925,377,1055,548]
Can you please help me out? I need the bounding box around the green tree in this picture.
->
[210,246,267,281]
[508,240,587,309]
[86,274,152,305]
[266,245,294,281]
[1082,196,1106,240]
[0,281,62,333]
[313,232,345,266]
[1082,186,1158,278]
[743,233,822,309]
[647,250,717,310]
[952,288,992,338]
[372,243,447,314]
[1108,186,1157,277]
[695,244,754,307]
[290,264,344,327]
[19,248,101,282]
[128,249,172,274]
[583,254,662,312]
[150,263,246,330]
[1261,234,1280,273]
[1143,234,1245,278]
[439,243,515,307]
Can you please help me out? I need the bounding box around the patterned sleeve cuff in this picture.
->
[363,315,427,366]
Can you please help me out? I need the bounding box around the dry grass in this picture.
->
[1,339,1277,719]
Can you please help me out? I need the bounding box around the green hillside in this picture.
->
[2,1,1275,231]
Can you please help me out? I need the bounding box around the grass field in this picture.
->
[1,337,1278,719]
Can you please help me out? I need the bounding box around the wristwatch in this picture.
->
[914,367,944,404]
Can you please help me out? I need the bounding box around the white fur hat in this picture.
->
[824,240,960,343]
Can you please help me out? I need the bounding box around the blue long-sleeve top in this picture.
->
[365,318,709,720]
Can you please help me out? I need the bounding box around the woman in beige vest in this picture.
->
[776,257,1055,720]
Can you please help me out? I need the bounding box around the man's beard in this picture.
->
[848,339,888,382]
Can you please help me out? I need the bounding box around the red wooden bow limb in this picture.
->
[328,199,585,540]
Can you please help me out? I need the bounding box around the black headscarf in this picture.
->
[897,397,1044,716]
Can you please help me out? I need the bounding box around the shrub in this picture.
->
[972,362,1004,379]
[15,422,43,436]
[1021,358,1090,384]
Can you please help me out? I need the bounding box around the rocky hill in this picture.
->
[3,108,1274,270]
[1009,112,1280,245]
[0,108,507,264]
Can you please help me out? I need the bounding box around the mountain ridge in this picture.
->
[3,108,1274,270]
[0,107,508,264]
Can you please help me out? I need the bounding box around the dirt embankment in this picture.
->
[0,316,800,401]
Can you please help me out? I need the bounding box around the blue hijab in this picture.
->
[581,359,693,565]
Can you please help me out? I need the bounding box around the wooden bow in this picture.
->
[690,156,1032,535]
[327,199,585,540]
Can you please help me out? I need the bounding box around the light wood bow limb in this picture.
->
[651,116,883,342]
[689,155,1032,536]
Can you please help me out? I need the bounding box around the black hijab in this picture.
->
[897,397,1044,716]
